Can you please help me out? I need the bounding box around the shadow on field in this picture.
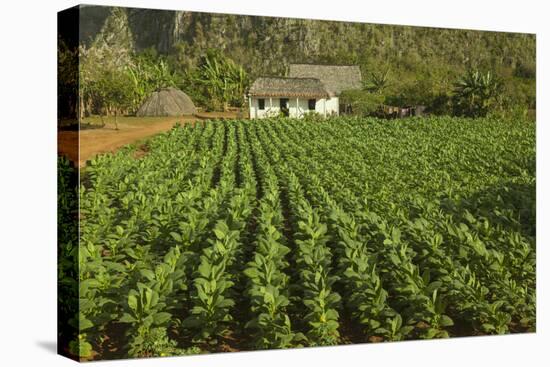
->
[443,180,536,238]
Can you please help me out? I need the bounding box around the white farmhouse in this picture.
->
[248,77,332,118]
[248,64,362,119]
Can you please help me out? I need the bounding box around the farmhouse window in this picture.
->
[308,99,316,110]
[258,99,265,110]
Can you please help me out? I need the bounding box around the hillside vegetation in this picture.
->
[63,6,535,117]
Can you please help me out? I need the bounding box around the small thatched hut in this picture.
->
[136,87,196,117]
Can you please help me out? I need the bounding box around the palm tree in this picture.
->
[364,68,390,94]
[453,69,501,117]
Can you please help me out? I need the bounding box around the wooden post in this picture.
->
[296,97,299,118]
[248,96,252,119]
[270,97,273,117]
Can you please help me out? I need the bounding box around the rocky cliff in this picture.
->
[77,5,536,81]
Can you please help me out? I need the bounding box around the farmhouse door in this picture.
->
[280,98,289,117]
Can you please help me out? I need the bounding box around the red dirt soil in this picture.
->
[58,112,239,167]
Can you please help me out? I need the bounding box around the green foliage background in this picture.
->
[70,6,535,116]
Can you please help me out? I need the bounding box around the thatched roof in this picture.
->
[136,87,196,117]
[249,77,329,98]
[289,64,362,96]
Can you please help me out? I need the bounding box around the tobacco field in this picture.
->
[58,116,536,360]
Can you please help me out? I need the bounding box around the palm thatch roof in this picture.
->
[136,87,196,117]
[288,64,362,96]
[249,77,329,98]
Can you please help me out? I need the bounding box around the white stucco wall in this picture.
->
[249,97,280,118]
[249,96,339,119]
[324,97,339,116]
[290,98,308,118]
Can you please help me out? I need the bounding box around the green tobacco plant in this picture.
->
[120,283,172,356]
[183,221,240,342]
[75,116,535,358]
[295,202,341,346]
[243,129,301,349]
[375,314,414,342]
[329,207,395,337]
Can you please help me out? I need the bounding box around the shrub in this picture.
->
[339,90,385,116]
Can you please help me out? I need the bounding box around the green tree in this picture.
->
[452,70,502,117]
[126,53,180,112]
[98,68,134,130]
[78,40,134,122]
[340,90,385,116]
[188,50,249,111]
[58,38,79,122]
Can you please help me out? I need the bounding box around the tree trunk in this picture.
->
[86,97,92,118]
[114,109,119,130]
[79,95,84,122]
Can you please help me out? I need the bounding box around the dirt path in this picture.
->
[58,113,239,167]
